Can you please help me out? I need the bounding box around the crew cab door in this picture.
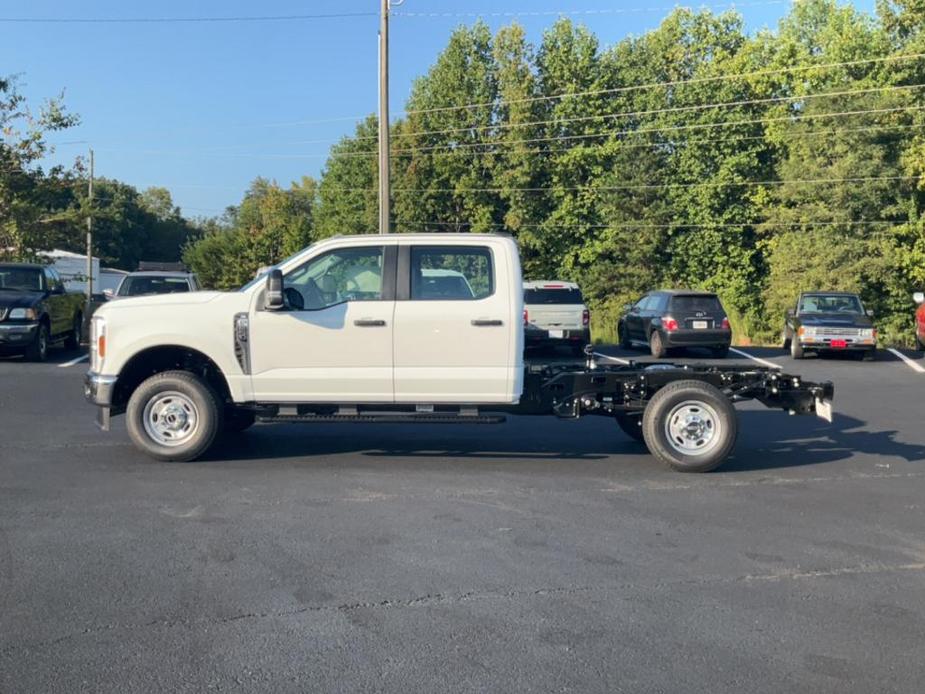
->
[392,243,516,404]
[248,244,396,402]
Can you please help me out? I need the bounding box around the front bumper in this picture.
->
[799,334,876,351]
[85,371,118,431]
[0,321,39,350]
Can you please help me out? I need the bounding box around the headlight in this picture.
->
[859,328,875,338]
[800,326,817,337]
[9,308,37,320]
[90,316,107,371]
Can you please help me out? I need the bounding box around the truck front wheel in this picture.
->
[642,380,737,473]
[126,370,222,462]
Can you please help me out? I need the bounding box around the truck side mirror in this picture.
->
[866,309,874,317]
[265,269,285,311]
[103,288,114,300]
[914,292,925,305]
[786,308,795,317]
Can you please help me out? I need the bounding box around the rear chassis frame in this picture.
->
[509,359,833,420]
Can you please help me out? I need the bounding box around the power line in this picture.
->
[395,83,925,141]
[391,104,925,155]
[394,219,911,230]
[392,0,791,20]
[401,52,925,117]
[388,175,921,194]
[0,12,376,24]
[311,174,923,195]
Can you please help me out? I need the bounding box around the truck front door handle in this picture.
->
[472,319,503,327]
[354,319,387,327]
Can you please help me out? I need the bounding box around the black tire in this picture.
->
[711,345,730,359]
[64,313,83,350]
[649,330,667,358]
[917,335,925,352]
[126,370,223,462]
[790,336,804,360]
[224,408,256,433]
[782,330,792,349]
[641,380,738,473]
[618,322,631,350]
[25,322,50,362]
[615,413,646,444]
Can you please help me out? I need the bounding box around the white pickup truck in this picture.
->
[85,234,834,473]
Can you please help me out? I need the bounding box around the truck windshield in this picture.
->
[799,294,863,314]
[0,267,43,291]
[118,276,190,296]
[524,288,583,304]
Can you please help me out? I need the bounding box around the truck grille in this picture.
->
[815,327,861,337]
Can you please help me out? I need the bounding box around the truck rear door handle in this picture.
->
[354,319,387,327]
[471,319,503,327]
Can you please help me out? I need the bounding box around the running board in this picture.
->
[257,413,506,425]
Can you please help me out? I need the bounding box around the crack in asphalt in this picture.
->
[4,561,924,658]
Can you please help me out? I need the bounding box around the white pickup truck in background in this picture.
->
[523,280,590,356]
[85,233,834,473]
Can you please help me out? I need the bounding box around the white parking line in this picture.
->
[593,352,631,365]
[729,347,782,369]
[887,348,925,374]
[58,354,89,368]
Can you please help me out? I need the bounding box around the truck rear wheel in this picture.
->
[126,370,222,462]
[642,380,737,473]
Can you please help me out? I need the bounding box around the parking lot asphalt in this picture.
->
[2,345,925,693]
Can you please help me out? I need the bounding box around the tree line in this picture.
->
[0,77,200,271]
[4,0,924,345]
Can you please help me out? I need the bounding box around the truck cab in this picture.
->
[86,234,524,455]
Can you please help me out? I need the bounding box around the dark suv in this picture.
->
[618,290,732,358]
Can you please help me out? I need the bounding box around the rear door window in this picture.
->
[410,246,493,300]
[523,288,583,304]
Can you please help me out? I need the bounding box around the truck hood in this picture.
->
[0,289,43,310]
[101,291,224,311]
[798,313,873,328]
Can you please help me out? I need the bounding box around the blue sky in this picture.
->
[2,0,875,217]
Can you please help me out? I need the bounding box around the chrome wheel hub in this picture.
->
[143,391,199,446]
[664,401,721,456]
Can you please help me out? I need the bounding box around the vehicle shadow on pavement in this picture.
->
[723,410,925,472]
[201,408,925,472]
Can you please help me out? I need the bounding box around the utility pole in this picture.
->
[85,148,94,314]
[378,0,391,234]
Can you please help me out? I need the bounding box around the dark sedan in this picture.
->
[618,290,732,358]
[783,292,876,360]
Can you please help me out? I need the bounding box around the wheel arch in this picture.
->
[111,345,232,412]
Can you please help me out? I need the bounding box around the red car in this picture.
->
[915,292,925,350]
